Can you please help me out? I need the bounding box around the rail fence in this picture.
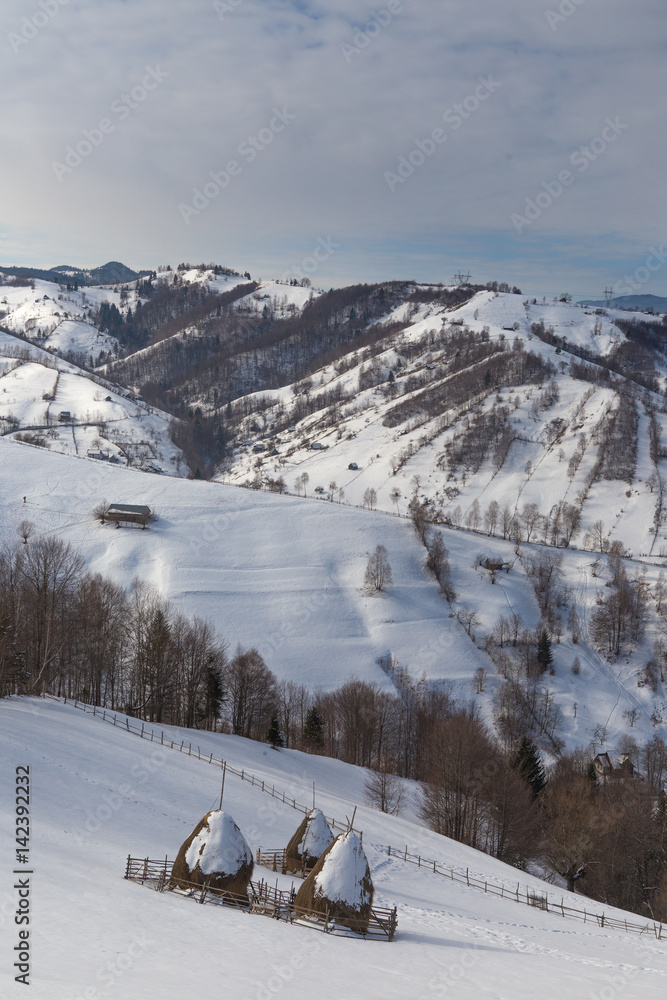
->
[124,855,397,941]
[52,697,665,941]
[57,697,360,837]
[256,848,313,878]
[385,845,664,940]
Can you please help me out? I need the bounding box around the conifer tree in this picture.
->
[303,707,324,749]
[536,628,553,674]
[511,735,546,798]
[266,716,284,749]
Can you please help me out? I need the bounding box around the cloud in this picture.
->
[0,0,665,298]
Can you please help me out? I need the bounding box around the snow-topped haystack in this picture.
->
[170,810,253,896]
[294,830,374,933]
[285,808,334,872]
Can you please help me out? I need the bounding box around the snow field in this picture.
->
[1,697,666,1000]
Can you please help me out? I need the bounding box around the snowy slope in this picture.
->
[0,437,489,697]
[41,319,117,360]
[0,435,666,755]
[0,697,665,1000]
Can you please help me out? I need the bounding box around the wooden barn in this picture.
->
[104,503,153,529]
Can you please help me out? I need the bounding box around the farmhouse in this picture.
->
[592,752,641,782]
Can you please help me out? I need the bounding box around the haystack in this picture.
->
[170,810,253,897]
[285,808,334,873]
[294,830,374,933]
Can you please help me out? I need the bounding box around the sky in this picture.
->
[1,0,666,299]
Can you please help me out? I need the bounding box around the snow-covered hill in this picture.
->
[1,697,665,1000]
[0,277,123,361]
[1,433,666,756]
[220,291,667,560]
[0,330,184,473]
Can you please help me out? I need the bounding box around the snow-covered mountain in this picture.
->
[1,696,664,1000]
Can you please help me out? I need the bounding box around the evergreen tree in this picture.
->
[303,707,324,749]
[266,716,284,749]
[511,736,546,798]
[536,628,553,674]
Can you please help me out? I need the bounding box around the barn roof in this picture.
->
[107,503,152,516]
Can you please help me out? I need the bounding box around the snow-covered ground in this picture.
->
[0,434,665,755]
[1,697,665,999]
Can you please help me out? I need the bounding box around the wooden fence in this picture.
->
[58,697,361,838]
[256,848,313,878]
[386,845,664,940]
[124,855,397,941]
[52,697,665,941]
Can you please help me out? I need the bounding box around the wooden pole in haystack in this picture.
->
[218,761,227,811]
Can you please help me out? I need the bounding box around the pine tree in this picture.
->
[511,736,546,798]
[266,717,284,749]
[303,707,324,749]
[536,629,553,674]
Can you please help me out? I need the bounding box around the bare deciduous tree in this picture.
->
[365,545,392,592]
[364,766,403,815]
[363,487,377,510]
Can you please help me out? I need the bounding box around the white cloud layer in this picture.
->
[1,0,665,298]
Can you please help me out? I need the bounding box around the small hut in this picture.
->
[285,808,334,873]
[104,503,153,528]
[294,830,373,934]
[170,810,253,897]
